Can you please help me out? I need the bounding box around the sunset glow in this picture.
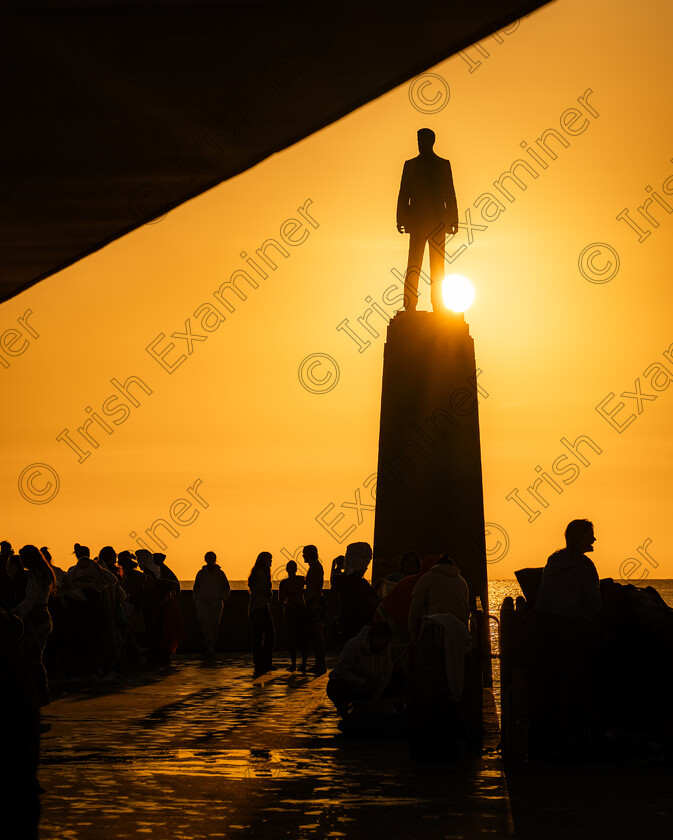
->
[442,274,475,312]
[1,0,672,585]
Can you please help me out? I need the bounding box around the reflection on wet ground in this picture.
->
[39,655,513,839]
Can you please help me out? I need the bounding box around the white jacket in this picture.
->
[409,563,470,640]
[419,614,473,702]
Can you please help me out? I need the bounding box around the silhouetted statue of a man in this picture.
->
[397,129,458,311]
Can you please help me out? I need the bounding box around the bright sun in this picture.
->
[441,274,475,312]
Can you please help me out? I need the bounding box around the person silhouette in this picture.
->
[278,560,309,672]
[303,545,326,675]
[248,551,275,676]
[397,128,458,311]
[193,551,230,660]
[532,519,602,758]
[12,545,56,706]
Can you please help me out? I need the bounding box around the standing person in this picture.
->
[328,555,346,642]
[96,545,125,670]
[304,545,326,675]
[535,519,601,619]
[397,128,459,311]
[331,542,380,645]
[408,553,470,641]
[0,540,16,610]
[135,549,161,580]
[375,554,439,642]
[248,552,275,677]
[533,519,602,758]
[135,549,163,664]
[117,552,145,666]
[12,545,56,705]
[67,544,118,590]
[154,552,181,593]
[278,561,309,672]
[97,545,119,577]
[6,551,28,612]
[152,553,183,666]
[40,546,67,683]
[68,544,119,676]
[407,555,471,760]
[0,606,41,839]
[40,546,66,589]
[380,551,421,597]
[193,551,230,660]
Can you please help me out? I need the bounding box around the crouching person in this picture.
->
[326,622,397,736]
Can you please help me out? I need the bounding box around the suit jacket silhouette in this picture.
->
[397,153,458,233]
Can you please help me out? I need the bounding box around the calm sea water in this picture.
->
[180,578,673,608]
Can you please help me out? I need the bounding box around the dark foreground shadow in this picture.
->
[505,757,673,840]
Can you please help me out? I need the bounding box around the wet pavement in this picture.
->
[39,655,513,839]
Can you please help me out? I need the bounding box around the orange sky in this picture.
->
[2,0,672,585]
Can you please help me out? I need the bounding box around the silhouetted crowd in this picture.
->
[13,521,670,769]
[249,540,477,758]
[0,540,189,839]
[0,541,184,708]
[247,544,329,677]
[0,537,478,767]
[4,515,672,840]
[8,515,671,840]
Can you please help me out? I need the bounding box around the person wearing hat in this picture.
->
[117,551,146,662]
[153,552,180,594]
[118,553,145,615]
[134,550,177,666]
[135,549,161,580]
[116,552,145,666]
[152,553,183,667]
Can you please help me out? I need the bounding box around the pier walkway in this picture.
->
[39,654,513,839]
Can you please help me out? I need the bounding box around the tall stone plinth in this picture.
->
[372,309,489,628]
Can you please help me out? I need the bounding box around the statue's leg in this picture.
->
[428,224,446,311]
[404,231,425,310]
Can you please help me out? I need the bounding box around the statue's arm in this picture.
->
[397,162,411,232]
[444,161,458,232]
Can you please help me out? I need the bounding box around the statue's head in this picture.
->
[417,128,435,153]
